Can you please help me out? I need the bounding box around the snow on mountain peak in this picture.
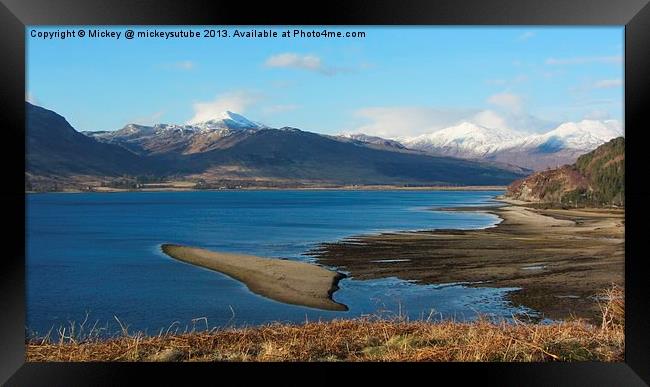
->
[195,111,267,131]
[546,120,622,141]
[397,119,623,166]
[401,122,525,157]
[512,119,623,152]
[97,112,268,141]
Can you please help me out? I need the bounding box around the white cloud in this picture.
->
[487,92,524,113]
[265,53,340,75]
[545,56,623,65]
[593,79,623,89]
[517,31,536,42]
[472,110,508,129]
[350,105,557,138]
[187,91,259,124]
[351,107,477,138]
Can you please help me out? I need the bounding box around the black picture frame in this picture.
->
[2,0,649,385]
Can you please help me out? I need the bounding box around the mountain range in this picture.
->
[350,119,623,171]
[26,102,528,191]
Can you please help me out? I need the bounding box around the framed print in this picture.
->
[1,0,649,385]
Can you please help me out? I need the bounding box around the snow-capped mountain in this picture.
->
[401,122,525,158]
[191,111,268,131]
[396,119,623,170]
[85,111,267,155]
[504,120,622,153]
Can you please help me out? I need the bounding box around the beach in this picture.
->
[309,200,624,321]
[161,244,348,311]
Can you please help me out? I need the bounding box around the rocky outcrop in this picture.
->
[506,137,624,207]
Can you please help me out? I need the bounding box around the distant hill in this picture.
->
[177,127,529,186]
[26,102,529,191]
[505,137,624,207]
[335,133,408,151]
[26,103,160,190]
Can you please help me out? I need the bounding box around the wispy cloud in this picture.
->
[349,105,554,138]
[517,31,536,42]
[264,53,342,75]
[546,56,622,65]
[351,107,477,138]
[487,92,525,113]
[187,91,259,124]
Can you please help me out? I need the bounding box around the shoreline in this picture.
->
[309,198,624,321]
[25,185,508,194]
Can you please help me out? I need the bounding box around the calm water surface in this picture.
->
[26,190,532,336]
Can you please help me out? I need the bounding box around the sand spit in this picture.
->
[161,244,348,311]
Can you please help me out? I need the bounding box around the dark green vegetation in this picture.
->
[574,137,624,206]
[26,102,527,191]
[506,137,624,207]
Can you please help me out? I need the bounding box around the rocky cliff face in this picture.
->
[506,137,624,207]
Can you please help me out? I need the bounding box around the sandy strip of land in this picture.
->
[161,244,348,311]
[309,203,624,321]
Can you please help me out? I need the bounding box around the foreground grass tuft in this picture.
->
[26,286,624,362]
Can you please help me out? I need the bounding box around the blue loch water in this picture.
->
[26,190,531,337]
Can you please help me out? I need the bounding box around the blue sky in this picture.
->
[27,26,623,137]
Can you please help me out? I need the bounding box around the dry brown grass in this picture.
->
[26,287,624,362]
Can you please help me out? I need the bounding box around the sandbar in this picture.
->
[161,244,348,311]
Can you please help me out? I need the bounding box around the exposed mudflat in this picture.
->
[309,202,624,321]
